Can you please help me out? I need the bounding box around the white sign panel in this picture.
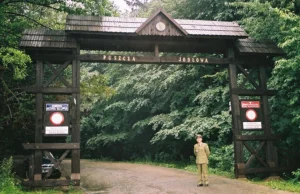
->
[45,126,69,135]
[243,122,262,129]
[46,103,69,111]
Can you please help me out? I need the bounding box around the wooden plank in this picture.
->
[44,61,71,87]
[236,64,259,89]
[34,60,43,180]
[231,88,277,96]
[154,44,159,57]
[244,141,268,168]
[29,154,34,181]
[160,56,231,64]
[79,54,160,63]
[71,50,81,181]
[43,150,71,180]
[22,179,80,187]
[227,48,245,178]
[135,9,188,36]
[235,135,281,141]
[79,54,232,65]
[259,65,277,169]
[22,143,80,150]
[24,87,80,94]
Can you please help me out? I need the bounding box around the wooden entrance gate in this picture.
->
[20,9,290,186]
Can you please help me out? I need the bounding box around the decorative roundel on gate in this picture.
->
[50,112,65,125]
[245,109,257,121]
[156,22,166,32]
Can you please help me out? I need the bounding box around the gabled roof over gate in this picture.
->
[19,9,284,56]
[66,11,248,38]
[135,9,188,36]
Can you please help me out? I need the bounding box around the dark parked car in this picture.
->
[23,152,61,179]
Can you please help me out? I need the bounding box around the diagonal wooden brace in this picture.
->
[236,64,260,89]
[44,61,71,87]
[43,150,71,180]
[244,141,268,168]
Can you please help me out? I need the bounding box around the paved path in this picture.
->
[62,160,295,194]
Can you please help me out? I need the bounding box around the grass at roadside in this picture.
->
[125,159,300,193]
[254,179,300,193]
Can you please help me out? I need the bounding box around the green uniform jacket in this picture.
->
[194,143,210,164]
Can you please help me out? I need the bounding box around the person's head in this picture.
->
[196,135,203,143]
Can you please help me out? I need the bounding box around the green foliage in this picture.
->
[81,61,232,161]
[231,0,300,155]
[291,169,300,183]
[0,157,21,194]
[0,48,31,80]
[209,145,234,173]
[0,0,118,158]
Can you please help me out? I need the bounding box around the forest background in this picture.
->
[0,0,300,177]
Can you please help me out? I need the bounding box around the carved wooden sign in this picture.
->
[79,54,231,65]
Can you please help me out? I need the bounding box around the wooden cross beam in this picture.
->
[239,69,256,89]
[44,61,71,87]
[236,64,260,89]
[244,141,268,168]
[43,150,71,180]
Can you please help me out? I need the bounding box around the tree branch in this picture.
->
[4,11,51,29]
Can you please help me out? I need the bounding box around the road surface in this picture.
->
[62,160,294,194]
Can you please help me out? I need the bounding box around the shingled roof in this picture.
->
[19,10,284,56]
[19,29,77,49]
[66,14,248,38]
[235,39,284,55]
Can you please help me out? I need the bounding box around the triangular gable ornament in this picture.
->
[136,8,188,36]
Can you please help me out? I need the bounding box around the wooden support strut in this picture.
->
[34,60,43,181]
[227,47,246,179]
[71,48,81,181]
[43,150,71,180]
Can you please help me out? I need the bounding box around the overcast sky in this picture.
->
[111,0,131,13]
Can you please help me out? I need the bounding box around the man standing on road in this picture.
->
[194,134,210,187]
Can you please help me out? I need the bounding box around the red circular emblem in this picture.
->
[50,112,64,125]
[245,109,257,121]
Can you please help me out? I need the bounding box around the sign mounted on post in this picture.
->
[240,100,262,130]
[44,102,70,136]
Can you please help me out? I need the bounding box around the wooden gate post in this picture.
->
[259,65,278,172]
[227,48,246,178]
[34,60,43,181]
[71,48,80,183]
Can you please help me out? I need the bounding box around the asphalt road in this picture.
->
[62,160,295,194]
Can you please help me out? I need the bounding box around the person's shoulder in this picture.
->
[203,143,209,146]
[194,144,198,147]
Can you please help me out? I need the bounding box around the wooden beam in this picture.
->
[43,150,71,180]
[244,141,268,168]
[34,60,43,180]
[154,44,159,57]
[79,54,159,63]
[22,143,80,150]
[236,64,260,89]
[231,88,277,96]
[24,87,80,94]
[227,47,245,179]
[44,61,71,87]
[160,56,231,64]
[235,135,281,141]
[79,54,232,65]
[22,179,80,187]
[71,49,81,183]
